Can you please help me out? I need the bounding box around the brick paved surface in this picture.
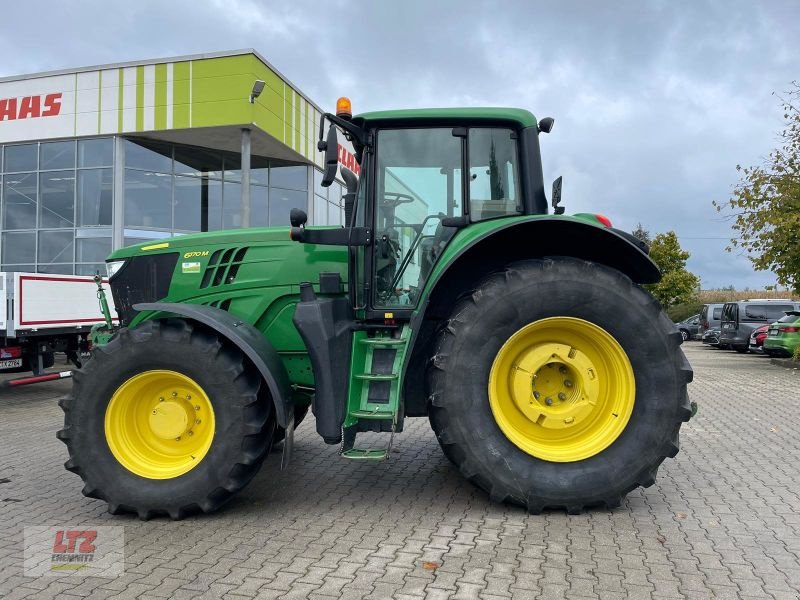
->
[1,343,800,599]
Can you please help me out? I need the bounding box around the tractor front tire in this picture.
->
[58,319,276,520]
[428,258,693,513]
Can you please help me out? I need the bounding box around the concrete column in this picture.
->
[240,128,251,228]
[112,136,125,249]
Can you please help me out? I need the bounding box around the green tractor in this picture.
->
[59,101,693,519]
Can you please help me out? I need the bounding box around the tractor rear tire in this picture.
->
[58,319,276,520]
[427,258,693,514]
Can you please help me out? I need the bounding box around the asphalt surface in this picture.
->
[1,343,799,599]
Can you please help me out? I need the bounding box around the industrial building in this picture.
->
[0,50,351,275]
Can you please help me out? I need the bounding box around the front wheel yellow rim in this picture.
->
[488,317,635,462]
[105,370,216,479]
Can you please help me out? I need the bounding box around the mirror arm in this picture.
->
[324,113,368,147]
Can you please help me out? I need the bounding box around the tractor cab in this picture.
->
[289,98,552,320]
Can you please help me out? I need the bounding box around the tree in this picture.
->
[714,82,800,293]
[643,231,700,308]
[631,222,651,245]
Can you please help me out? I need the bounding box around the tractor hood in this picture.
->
[105,226,348,327]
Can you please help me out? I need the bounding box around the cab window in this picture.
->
[373,128,462,308]
[468,128,521,221]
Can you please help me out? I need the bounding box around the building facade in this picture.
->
[0,50,353,275]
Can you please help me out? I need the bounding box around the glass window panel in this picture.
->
[76,237,111,263]
[174,145,222,178]
[2,231,36,264]
[314,194,327,225]
[38,263,74,275]
[173,175,203,232]
[468,128,520,221]
[39,170,75,228]
[333,182,343,206]
[76,263,106,276]
[314,169,327,200]
[38,230,74,264]
[77,168,113,226]
[4,144,37,172]
[40,140,75,170]
[78,138,113,168]
[251,185,268,227]
[76,227,112,238]
[223,181,242,229]
[124,139,172,173]
[223,153,241,181]
[124,169,172,229]
[328,200,341,226]
[270,164,307,190]
[124,237,152,247]
[1,264,35,273]
[3,171,38,229]
[251,155,269,185]
[206,180,223,231]
[269,188,306,226]
[374,128,463,307]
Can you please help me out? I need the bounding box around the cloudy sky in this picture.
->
[2,0,797,289]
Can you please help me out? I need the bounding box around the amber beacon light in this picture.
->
[336,97,352,119]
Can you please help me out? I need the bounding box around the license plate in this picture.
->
[769,328,779,337]
[0,358,22,369]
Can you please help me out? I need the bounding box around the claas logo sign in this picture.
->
[0,93,62,121]
[337,144,361,176]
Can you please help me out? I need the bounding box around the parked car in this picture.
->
[748,324,770,354]
[698,303,724,339]
[675,314,700,341]
[720,300,800,353]
[763,311,800,358]
[702,328,727,349]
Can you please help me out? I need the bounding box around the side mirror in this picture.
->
[551,176,564,215]
[290,208,307,227]
[318,124,339,187]
[538,117,555,134]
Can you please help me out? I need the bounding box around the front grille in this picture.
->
[200,247,248,288]
[110,253,179,325]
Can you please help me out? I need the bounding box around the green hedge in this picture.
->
[667,300,703,323]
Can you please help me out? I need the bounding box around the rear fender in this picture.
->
[133,302,293,428]
[402,216,661,417]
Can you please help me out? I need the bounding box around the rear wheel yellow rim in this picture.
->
[105,370,215,479]
[488,317,635,462]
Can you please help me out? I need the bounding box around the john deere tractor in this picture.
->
[59,100,693,519]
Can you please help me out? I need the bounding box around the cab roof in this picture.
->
[353,107,538,129]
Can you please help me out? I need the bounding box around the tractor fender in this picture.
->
[133,302,293,429]
[400,217,661,418]
[424,216,660,300]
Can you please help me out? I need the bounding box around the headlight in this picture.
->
[106,260,126,278]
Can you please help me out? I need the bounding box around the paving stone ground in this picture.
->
[1,342,800,599]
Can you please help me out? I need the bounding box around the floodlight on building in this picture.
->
[250,80,266,103]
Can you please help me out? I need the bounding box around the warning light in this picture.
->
[595,214,613,228]
[336,97,352,119]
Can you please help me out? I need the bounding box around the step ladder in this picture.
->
[340,325,410,460]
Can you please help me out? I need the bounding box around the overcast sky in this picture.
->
[2,0,797,289]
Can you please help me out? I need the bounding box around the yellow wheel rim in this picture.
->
[104,370,215,479]
[488,317,635,462]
